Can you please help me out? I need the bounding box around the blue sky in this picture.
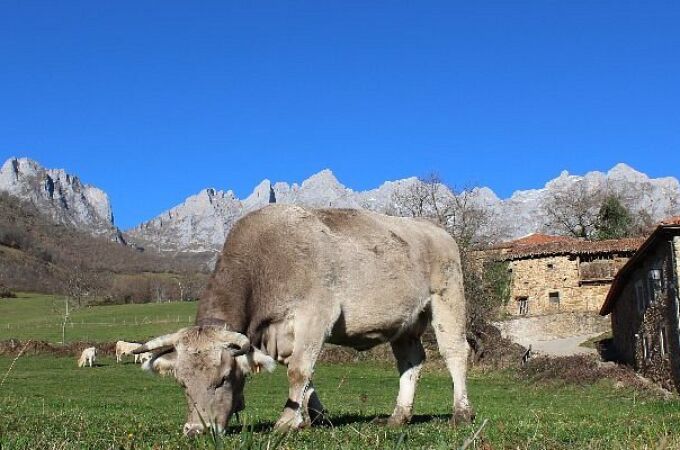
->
[1,1,679,229]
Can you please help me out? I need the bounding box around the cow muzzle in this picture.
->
[183,422,223,437]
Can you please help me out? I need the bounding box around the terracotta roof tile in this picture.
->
[488,234,644,260]
[661,216,680,225]
[489,233,577,250]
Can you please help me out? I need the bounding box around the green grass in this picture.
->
[0,355,678,449]
[1,294,679,448]
[579,331,613,349]
[0,293,197,343]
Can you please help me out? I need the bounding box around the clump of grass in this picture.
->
[518,354,656,392]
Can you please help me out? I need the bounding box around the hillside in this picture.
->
[0,192,208,300]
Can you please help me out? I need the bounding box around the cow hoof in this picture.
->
[450,409,475,426]
[371,416,409,427]
[274,414,304,432]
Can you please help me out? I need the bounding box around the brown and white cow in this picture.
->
[135,205,474,436]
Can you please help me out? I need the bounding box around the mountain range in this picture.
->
[2,157,679,266]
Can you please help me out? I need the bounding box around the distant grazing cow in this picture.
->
[141,351,175,377]
[138,351,153,365]
[78,347,96,368]
[115,341,142,363]
[135,205,474,436]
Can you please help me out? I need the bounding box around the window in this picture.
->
[635,280,645,313]
[547,263,554,270]
[517,297,529,315]
[549,291,560,306]
[648,269,662,304]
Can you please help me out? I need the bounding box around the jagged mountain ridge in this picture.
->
[2,157,678,261]
[0,157,124,241]
[127,163,680,256]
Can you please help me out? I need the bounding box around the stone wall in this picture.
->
[495,312,609,342]
[505,255,622,316]
[611,239,679,391]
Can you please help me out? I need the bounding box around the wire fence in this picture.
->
[1,315,195,330]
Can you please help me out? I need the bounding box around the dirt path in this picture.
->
[524,333,600,357]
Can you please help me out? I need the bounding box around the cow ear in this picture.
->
[143,351,177,377]
[236,349,276,375]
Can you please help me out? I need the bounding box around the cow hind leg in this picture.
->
[384,335,426,426]
[430,293,475,425]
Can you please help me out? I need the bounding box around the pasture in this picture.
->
[0,294,679,448]
[0,293,197,342]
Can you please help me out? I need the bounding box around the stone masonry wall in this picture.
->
[506,255,616,316]
[611,240,678,391]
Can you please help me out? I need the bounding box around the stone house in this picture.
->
[599,218,680,391]
[482,234,642,317]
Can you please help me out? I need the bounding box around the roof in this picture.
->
[487,233,643,261]
[661,216,680,226]
[600,222,680,316]
[491,233,577,248]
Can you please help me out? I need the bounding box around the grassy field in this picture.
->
[1,294,679,448]
[0,354,679,449]
[0,293,197,342]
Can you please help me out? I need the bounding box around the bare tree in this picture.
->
[542,182,605,239]
[66,265,96,308]
[389,174,448,221]
[389,174,498,251]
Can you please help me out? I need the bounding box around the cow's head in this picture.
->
[134,326,276,436]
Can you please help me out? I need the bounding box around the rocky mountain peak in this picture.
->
[3,157,678,266]
[243,179,275,211]
[607,162,647,182]
[0,157,118,239]
[300,169,342,189]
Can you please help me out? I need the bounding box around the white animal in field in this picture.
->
[136,205,474,436]
[78,347,97,368]
[141,351,176,377]
[115,341,143,363]
[138,351,153,364]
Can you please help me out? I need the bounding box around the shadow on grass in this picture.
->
[224,413,450,434]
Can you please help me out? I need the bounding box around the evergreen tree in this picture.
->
[595,195,633,240]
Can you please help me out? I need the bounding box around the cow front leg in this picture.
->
[274,326,326,431]
[275,358,318,431]
[384,335,426,426]
[303,382,328,426]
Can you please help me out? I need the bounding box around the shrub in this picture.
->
[0,284,16,298]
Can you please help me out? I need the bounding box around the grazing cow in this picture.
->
[138,351,153,365]
[135,205,474,436]
[78,347,96,368]
[141,351,176,377]
[116,341,142,363]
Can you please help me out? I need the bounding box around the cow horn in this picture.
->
[219,329,251,356]
[133,331,181,354]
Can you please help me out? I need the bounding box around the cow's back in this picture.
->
[225,205,460,346]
